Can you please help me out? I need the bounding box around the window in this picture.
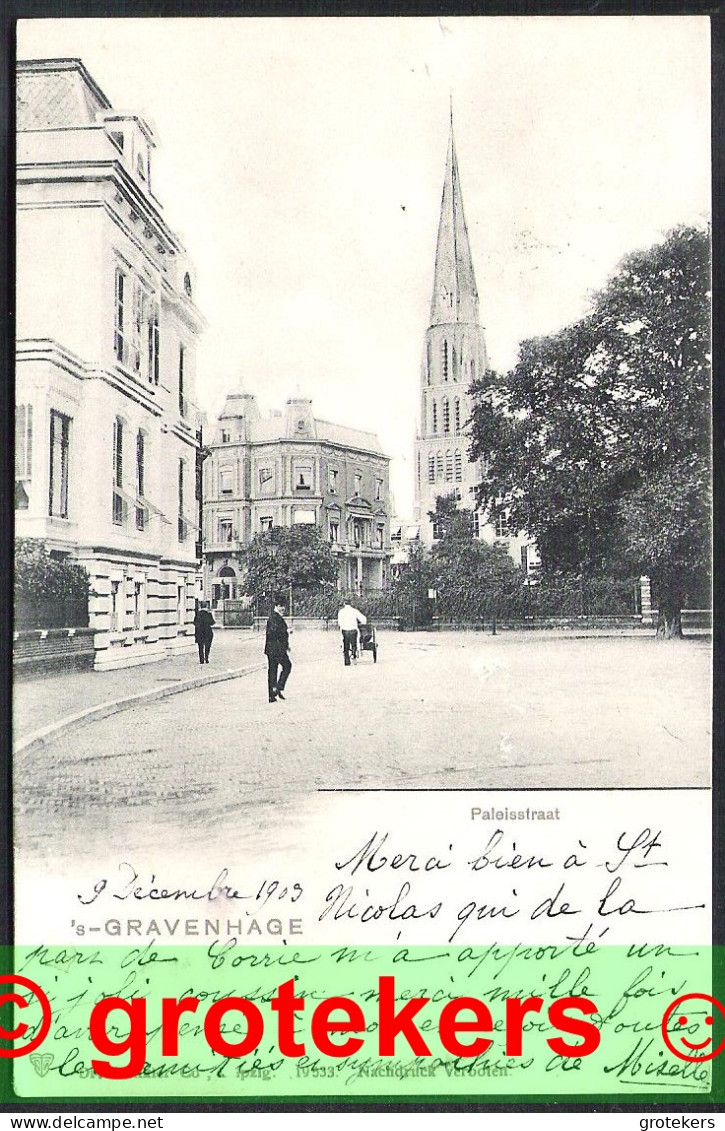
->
[472,511,480,538]
[353,517,365,546]
[354,473,362,497]
[445,450,453,482]
[133,579,146,630]
[221,429,231,444]
[432,518,442,541]
[178,344,186,416]
[220,468,233,495]
[495,511,509,538]
[148,300,159,385]
[454,398,461,433]
[259,467,274,493]
[112,418,124,525]
[114,268,126,364]
[328,467,338,493]
[135,431,147,531]
[110,580,121,631]
[294,462,313,491]
[443,340,449,381]
[48,410,70,519]
[177,582,186,625]
[436,451,444,480]
[428,454,436,483]
[454,450,462,482]
[521,545,529,574]
[219,519,233,543]
[260,516,273,532]
[16,404,33,481]
[377,524,385,549]
[375,478,383,501]
[443,399,450,434]
[178,459,186,542]
[329,520,339,543]
[131,280,147,375]
[432,401,438,434]
[136,151,146,181]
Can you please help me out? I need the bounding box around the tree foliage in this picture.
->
[240,525,338,603]
[428,494,524,621]
[469,225,711,636]
[15,539,90,628]
[15,539,90,602]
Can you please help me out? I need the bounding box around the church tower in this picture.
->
[413,116,488,544]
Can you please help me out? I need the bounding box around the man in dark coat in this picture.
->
[193,601,215,665]
[264,598,292,702]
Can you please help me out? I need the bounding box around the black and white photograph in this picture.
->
[10,13,714,1102]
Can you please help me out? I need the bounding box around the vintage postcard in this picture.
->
[10,14,714,1106]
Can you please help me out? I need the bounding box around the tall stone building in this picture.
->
[15,59,204,668]
[202,392,391,602]
[413,118,535,571]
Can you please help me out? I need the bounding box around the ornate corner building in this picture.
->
[413,117,536,573]
[202,393,391,602]
[15,59,205,669]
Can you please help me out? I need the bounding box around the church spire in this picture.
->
[429,113,479,326]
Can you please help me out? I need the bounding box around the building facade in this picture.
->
[203,393,391,601]
[16,59,205,669]
[413,118,536,573]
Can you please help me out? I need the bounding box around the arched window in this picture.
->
[454,398,461,433]
[428,454,436,483]
[443,399,450,434]
[426,341,432,386]
[445,450,453,482]
[442,340,449,381]
[432,401,438,434]
[451,344,457,382]
[454,450,462,481]
[436,451,444,480]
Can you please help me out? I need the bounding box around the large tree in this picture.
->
[240,524,337,606]
[469,225,711,637]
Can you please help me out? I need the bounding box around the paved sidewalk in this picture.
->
[13,628,264,745]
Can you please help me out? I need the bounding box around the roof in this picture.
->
[430,118,480,326]
[17,59,112,131]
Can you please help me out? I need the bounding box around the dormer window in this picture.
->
[221,429,231,444]
[136,152,146,181]
[184,272,192,298]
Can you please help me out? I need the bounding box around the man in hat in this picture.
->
[264,597,292,702]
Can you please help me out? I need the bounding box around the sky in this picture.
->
[17,16,711,515]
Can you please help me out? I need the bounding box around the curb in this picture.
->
[14,659,266,756]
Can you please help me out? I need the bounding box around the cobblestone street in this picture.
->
[15,629,711,873]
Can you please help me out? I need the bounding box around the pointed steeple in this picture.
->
[429,114,479,326]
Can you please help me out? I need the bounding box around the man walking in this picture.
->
[193,601,215,665]
[337,598,366,666]
[265,597,292,702]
